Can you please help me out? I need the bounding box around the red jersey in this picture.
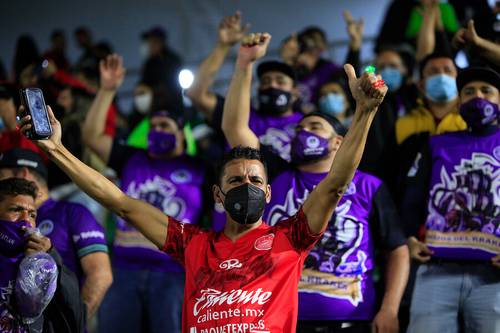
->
[162,208,322,333]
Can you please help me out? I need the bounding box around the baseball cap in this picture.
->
[456,67,500,93]
[257,61,297,83]
[0,148,48,180]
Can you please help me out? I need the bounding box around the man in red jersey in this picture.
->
[18,33,387,333]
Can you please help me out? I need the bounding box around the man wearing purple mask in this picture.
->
[221,32,409,333]
[186,12,303,162]
[403,67,500,333]
[0,177,85,333]
[82,54,207,333]
[0,148,112,321]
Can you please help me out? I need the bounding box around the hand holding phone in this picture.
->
[19,88,53,140]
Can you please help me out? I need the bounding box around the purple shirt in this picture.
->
[114,153,205,272]
[297,60,339,108]
[264,169,381,321]
[425,129,500,260]
[249,109,303,162]
[37,199,108,281]
[0,255,26,332]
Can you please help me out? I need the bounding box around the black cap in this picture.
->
[456,67,500,93]
[141,26,167,40]
[257,61,296,83]
[301,111,347,136]
[0,148,48,180]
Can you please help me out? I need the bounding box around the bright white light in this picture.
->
[455,51,469,69]
[178,69,194,89]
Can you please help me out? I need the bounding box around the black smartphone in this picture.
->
[19,88,52,139]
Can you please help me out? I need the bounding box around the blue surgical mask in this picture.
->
[380,67,403,92]
[425,74,458,103]
[319,93,345,115]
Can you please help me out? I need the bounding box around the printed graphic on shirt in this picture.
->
[0,280,25,333]
[127,175,187,221]
[187,254,276,332]
[426,152,500,255]
[116,175,187,250]
[267,187,367,305]
[258,125,296,162]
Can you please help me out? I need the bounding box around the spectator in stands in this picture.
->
[394,52,466,200]
[187,12,302,162]
[0,148,113,319]
[0,177,86,333]
[12,35,40,84]
[403,66,500,333]
[82,54,208,333]
[140,25,183,115]
[359,46,418,190]
[43,29,70,72]
[294,11,363,112]
[222,30,409,333]
[317,79,354,127]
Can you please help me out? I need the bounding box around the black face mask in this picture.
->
[258,88,292,115]
[219,183,266,225]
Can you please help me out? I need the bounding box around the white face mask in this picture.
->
[134,93,153,114]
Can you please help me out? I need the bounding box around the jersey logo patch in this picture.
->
[171,169,192,184]
[219,259,242,270]
[254,234,274,251]
[38,220,54,236]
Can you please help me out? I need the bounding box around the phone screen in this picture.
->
[26,89,51,135]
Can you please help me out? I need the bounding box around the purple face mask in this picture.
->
[147,130,177,155]
[0,219,31,257]
[291,129,330,164]
[459,97,499,130]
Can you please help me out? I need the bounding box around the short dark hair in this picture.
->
[0,178,38,202]
[217,146,268,185]
[298,26,327,53]
[419,51,456,78]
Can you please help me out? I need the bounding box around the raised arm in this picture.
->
[186,11,249,122]
[416,3,439,61]
[453,20,500,67]
[303,65,387,234]
[222,33,271,148]
[20,106,168,249]
[343,10,364,71]
[82,54,125,164]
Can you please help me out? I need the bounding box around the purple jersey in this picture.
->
[425,129,500,260]
[250,108,303,162]
[264,169,381,321]
[0,255,26,332]
[297,60,339,108]
[114,153,205,272]
[37,199,107,280]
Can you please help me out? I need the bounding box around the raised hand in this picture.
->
[344,64,387,111]
[218,11,250,47]
[18,105,62,153]
[100,54,126,91]
[237,33,272,67]
[452,20,480,49]
[343,10,364,50]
